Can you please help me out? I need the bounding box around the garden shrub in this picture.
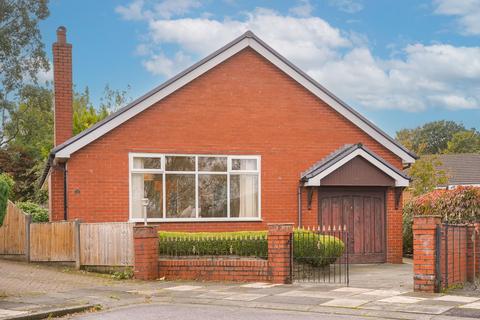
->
[16,201,49,222]
[159,231,268,258]
[403,186,480,255]
[0,173,14,226]
[158,230,345,267]
[402,201,414,255]
[411,186,480,223]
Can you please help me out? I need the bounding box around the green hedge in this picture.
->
[159,231,268,258]
[16,201,49,222]
[158,230,345,267]
[0,173,14,226]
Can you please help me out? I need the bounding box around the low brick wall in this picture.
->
[158,259,268,282]
[134,223,294,283]
[413,216,480,293]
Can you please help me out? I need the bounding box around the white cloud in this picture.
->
[36,62,53,84]
[117,2,480,112]
[328,0,363,13]
[115,0,145,21]
[433,0,480,35]
[142,51,192,77]
[289,0,314,17]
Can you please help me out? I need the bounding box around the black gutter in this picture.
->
[63,162,68,220]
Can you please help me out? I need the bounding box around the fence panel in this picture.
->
[80,222,134,266]
[30,221,76,262]
[0,201,29,255]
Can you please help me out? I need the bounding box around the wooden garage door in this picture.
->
[318,188,386,263]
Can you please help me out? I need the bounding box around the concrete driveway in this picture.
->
[348,259,413,291]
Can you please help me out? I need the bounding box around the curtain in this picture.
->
[239,160,258,217]
[132,158,144,218]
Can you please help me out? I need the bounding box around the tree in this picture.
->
[396,120,466,155]
[445,130,480,154]
[407,156,448,196]
[0,0,50,146]
[1,84,130,202]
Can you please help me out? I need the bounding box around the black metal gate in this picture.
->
[292,226,349,284]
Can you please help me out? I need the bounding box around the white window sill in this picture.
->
[129,218,263,223]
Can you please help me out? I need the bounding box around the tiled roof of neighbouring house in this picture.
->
[424,154,480,187]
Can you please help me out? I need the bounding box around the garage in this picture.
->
[300,143,410,264]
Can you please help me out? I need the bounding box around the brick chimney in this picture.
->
[52,26,73,146]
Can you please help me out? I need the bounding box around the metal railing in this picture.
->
[292,226,349,284]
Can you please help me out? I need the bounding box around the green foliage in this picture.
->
[16,201,49,222]
[402,202,414,255]
[407,156,448,196]
[403,187,480,255]
[396,120,466,155]
[411,186,480,223]
[0,0,50,146]
[111,267,134,280]
[293,230,345,267]
[0,173,14,225]
[159,231,268,258]
[158,230,345,267]
[445,130,480,154]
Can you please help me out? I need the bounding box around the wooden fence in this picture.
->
[80,223,134,266]
[0,202,134,268]
[0,201,30,255]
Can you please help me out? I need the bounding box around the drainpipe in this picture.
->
[63,162,68,221]
[297,182,302,228]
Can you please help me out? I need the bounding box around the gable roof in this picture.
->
[424,154,480,187]
[301,143,410,187]
[41,31,416,185]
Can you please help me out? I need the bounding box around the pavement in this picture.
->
[1,259,480,319]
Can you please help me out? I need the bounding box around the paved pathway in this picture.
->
[0,259,479,319]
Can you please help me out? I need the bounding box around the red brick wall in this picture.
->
[58,48,404,262]
[158,259,268,282]
[133,226,159,280]
[50,26,73,221]
[155,223,293,283]
[413,217,479,293]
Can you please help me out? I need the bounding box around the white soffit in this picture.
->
[54,35,415,164]
[304,149,410,187]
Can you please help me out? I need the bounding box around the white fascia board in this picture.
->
[248,40,414,164]
[55,37,414,164]
[304,149,410,187]
[55,39,251,159]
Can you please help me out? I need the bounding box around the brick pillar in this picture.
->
[133,226,158,280]
[386,187,403,263]
[267,223,293,284]
[413,215,441,293]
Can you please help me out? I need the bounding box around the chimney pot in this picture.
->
[56,26,67,44]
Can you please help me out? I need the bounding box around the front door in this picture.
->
[318,188,386,263]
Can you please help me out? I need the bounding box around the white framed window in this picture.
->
[129,153,261,222]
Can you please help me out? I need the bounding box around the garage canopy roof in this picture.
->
[301,144,410,187]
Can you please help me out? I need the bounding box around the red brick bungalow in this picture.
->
[41,27,416,264]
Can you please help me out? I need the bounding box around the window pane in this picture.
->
[198,157,227,172]
[199,174,227,218]
[232,159,257,171]
[131,173,163,218]
[165,156,195,171]
[230,174,259,217]
[133,157,162,169]
[166,174,195,218]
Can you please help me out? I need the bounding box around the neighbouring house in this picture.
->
[40,27,416,264]
[429,154,480,190]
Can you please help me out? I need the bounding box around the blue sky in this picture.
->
[39,0,480,136]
